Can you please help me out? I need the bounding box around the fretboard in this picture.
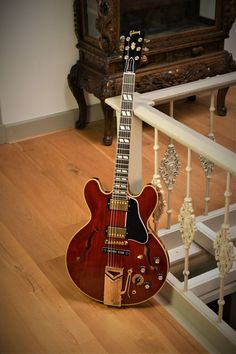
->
[112,72,135,200]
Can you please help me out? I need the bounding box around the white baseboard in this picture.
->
[0,124,6,144]
[0,103,103,143]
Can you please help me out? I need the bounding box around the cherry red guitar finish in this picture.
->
[67,31,169,306]
[66,178,169,306]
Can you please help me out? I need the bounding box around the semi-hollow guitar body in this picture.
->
[66,30,169,306]
[66,178,169,306]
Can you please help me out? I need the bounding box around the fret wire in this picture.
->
[112,72,135,199]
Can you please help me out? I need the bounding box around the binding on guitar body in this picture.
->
[66,30,169,306]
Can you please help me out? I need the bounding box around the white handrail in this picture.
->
[134,103,236,176]
[106,72,236,177]
[141,72,236,104]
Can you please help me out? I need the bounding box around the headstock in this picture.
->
[120,30,149,72]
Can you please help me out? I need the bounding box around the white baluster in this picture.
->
[178,148,196,291]
[152,128,165,228]
[160,99,180,228]
[152,128,162,188]
[214,172,235,322]
[199,91,216,215]
[208,90,215,140]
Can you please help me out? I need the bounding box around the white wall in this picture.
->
[225,21,236,61]
[0,1,235,125]
[0,0,79,125]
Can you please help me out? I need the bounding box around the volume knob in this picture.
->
[154,257,160,264]
[144,281,151,290]
[140,266,146,273]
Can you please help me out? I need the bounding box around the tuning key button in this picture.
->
[144,281,151,290]
[157,273,163,281]
[154,257,160,264]
[141,55,148,63]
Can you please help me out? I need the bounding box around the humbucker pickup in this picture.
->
[106,226,127,239]
[109,199,129,211]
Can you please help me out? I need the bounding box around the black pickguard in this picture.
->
[126,198,148,244]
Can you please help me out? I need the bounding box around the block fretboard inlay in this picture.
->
[112,72,135,200]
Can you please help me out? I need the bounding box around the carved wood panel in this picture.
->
[69,0,236,144]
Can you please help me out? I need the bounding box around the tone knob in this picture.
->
[144,281,151,290]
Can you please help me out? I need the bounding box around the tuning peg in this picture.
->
[119,44,124,52]
[120,35,125,42]
[143,47,149,52]
[144,39,150,44]
[141,55,148,63]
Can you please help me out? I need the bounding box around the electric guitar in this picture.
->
[66,30,169,306]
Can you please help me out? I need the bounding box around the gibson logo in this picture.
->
[129,30,141,36]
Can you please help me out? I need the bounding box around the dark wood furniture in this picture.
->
[68,0,236,145]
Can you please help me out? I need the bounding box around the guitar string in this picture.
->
[113,70,135,271]
[108,71,126,269]
[108,71,131,269]
[107,56,135,276]
[123,71,135,271]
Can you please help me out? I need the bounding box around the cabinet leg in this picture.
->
[68,64,87,129]
[217,87,229,116]
[74,88,87,129]
[101,100,114,146]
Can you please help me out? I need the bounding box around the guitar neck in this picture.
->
[112,72,135,200]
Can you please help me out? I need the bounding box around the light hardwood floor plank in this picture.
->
[0,222,106,354]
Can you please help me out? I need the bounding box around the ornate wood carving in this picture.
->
[179,198,196,249]
[69,0,236,144]
[135,54,236,92]
[214,225,234,277]
[178,197,196,291]
[222,0,236,35]
[96,0,119,54]
[160,144,180,189]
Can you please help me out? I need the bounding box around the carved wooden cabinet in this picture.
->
[68,0,236,145]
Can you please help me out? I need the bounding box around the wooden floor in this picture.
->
[0,87,235,353]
